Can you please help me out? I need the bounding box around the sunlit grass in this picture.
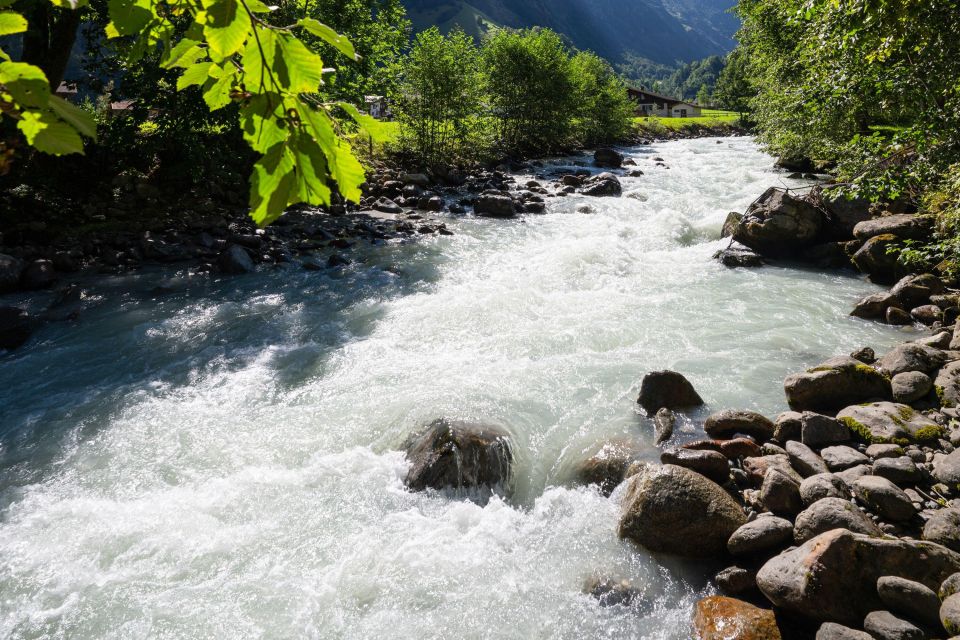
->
[634,110,741,131]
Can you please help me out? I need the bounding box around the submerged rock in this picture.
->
[576,440,641,496]
[618,463,746,557]
[692,596,782,640]
[636,370,703,415]
[757,528,960,626]
[714,246,764,268]
[403,419,513,495]
[784,357,891,413]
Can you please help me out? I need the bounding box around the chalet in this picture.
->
[627,87,701,118]
[365,95,390,120]
[55,82,78,100]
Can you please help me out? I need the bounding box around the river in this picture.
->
[0,137,912,638]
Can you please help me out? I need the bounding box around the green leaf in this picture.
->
[17,111,85,155]
[249,141,295,226]
[202,66,235,110]
[240,27,276,92]
[47,95,97,140]
[299,103,364,202]
[240,94,287,153]
[244,0,275,13]
[177,61,213,90]
[298,18,357,61]
[0,61,50,107]
[292,134,332,204]
[107,0,152,37]
[275,34,324,93]
[204,0,251,59]
[0,11,27,36]
[337,101,390,142]
[162,38,203,69]
[48,0,88,8]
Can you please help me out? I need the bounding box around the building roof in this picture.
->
[627,87,685,104]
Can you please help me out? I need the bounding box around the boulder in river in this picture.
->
[875,342,946,377]
[404,419,513,495]
[576,439,641,496]
[218,244,255,274]
[636,370,703,415]
[757,528,960,626]
[732,187,823,257]
[0,253,23,293]
[692,596,782,640]
[704,409,774,441]
[714,246,764,268]
[580,172,622,197]
[0,306,33,350]
[474,192,517,218]
[784,356,891,413]
[850,291,900,321]
[593,148,623,168]
[851,234,902,283]
[20,259,56,290]
[618,463,746,557]
[836,401,944,444]
[852,214,935,242]
[660,448,729,484]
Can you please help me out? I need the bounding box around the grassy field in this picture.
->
[634,109,742,131]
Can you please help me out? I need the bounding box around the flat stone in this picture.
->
[757,528,960,626]
[835,464,873,485]
[727,516,794,557]
[933,449,960,487]
[837,402,945,444]
[816,623,873,640]
[853,475,916,522]
[786,440,829,477]
[853,214,935,242]
[867,443,905,459]
[803,412,851,447]
[821,445,869,471]
[877,343,947,377]
[704,409,775,441]
[872,456,921,486]
[794,497,882,543]
[660,448,730,484]
[785,357,892,413]
[876,576,942,629]
[862,610,925,640]
[800,473,850,506]
[924,508,960,553]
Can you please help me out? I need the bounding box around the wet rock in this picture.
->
[891,273,944,309]
[218,244,255,274]
[816,622,873,640]
[721,212,742,238]
[704,409,775,441]
[784,356,892,413]
[653,408,675,444]
[714,246,764,268]
[942,592,960,636]
[887,307,914,325]
[618,463,746,557]
[786,440,829,477]
[851,347,877,364]
[757,528,960,626]
[583,576,642,607]
[326,253,351,268]
[853,214,935,242]
[727,516,794,557]
[924,508,960,553]
[793,497,882,543]
[401,173,430,187]
[851,292,899,320]
[403,419,513,494]
[876,576,941,629]
[762,467,803,516]
[593,148,623,168]
[373,197,403,214]
[803,412,851,447]
[837,402,944,444]
[715,565,758,596]
[576,440,640,496]
[853,475,916,521]
[0,306,33,350]
[660,448,729,484]
[872,456,921,486]
[474,193,516,218]
[799,473,850,506]
[732,187,823,257]
[19,259,56,290]
[580,172,622,197]
[862,610,925,640]
[821,445,869,471]
[892,371,934,404]
[0,253,22,293]
[851,234,909,283]
[692,596,782,640]
[821,190,874,239]
[636,370,703,415]
[877,343,947,377]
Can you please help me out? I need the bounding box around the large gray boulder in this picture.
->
[924,508,960,553]
[876,576,942,629]
[580,172,622,197]
[853,214,935,242]
[757,528,960,625]
[727,516,794,557]
[876,343,947,377]
[593,148,623,168]
[933,450,960,488]
[575,440,641,496]
[704,409,774,440]
[761,467,803,516]
[935,361,960,408]
[890,273,945,309]
[784,357,892,413]
[862,610,925,640]
[891,371,933,404]
[850,291,900,321]
[403,419,513,494]
[618,463,746,557]
[732,187,824,257]
[793,497,882,543]
[799,473,850,506]
[636,370,703,415]
[786,440,829,477]
[852,475,916,522]
[851,234,902,283]
[836,402,944,444]
[474,192,516,217]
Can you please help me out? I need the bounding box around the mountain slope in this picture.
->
[402,0,739,65]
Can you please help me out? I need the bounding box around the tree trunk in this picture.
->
[20,0,82,90]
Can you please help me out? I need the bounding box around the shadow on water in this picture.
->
[0,236,447,488]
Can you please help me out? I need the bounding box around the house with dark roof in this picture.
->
[627,87,701,118]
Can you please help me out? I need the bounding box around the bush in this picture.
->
[569,51,634,147]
